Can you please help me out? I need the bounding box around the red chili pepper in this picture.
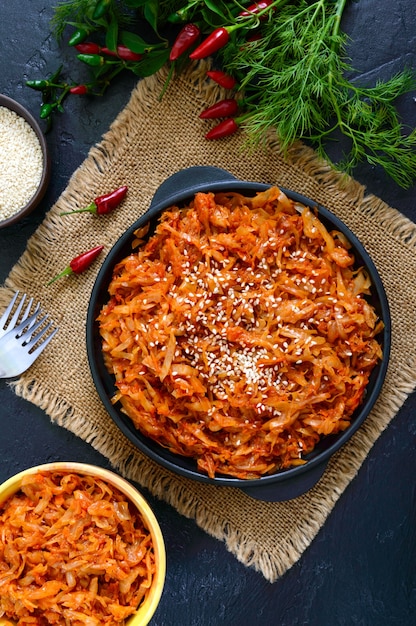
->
[170,23,200,61]
[100,46,117,57]
[189,26,235,60]
[206,70,237,90]
[93,185,128,213]
[47,246,104,285]
[239,0,275,18]
[60,185,128,216]
[239,32,263,50]
[69,84,89,95]
[101,45,142,61]
[199,98,239,119]
[205,118,239,140]
[115,45,142,61]
[246,33,263,42]
[75,42,102,55]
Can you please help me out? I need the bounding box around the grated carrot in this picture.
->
[98,187,384,479]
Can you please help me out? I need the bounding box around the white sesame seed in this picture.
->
[0,106,44,221]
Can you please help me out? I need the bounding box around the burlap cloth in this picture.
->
[1,63,416,583]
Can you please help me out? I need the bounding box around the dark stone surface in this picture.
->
[0,2,415,625]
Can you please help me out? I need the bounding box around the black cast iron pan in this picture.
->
[86,166,391,501]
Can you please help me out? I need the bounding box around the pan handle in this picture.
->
[238,461,328,502]
[149,166,237,208]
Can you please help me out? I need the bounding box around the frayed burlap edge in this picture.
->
[1,62,416,583]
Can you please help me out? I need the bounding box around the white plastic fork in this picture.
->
[0,291,40,340]
[0,298,58,378]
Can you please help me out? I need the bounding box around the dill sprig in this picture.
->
[219,0,416,187]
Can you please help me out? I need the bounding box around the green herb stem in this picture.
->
[332,0,349,37]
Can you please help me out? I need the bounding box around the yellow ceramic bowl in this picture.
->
[0,462,166,626]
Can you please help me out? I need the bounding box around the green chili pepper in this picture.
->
[167,4,191,24]
[26,79,50,91]
[68,27,90,46]
[167,12,185,24]
[93,0,112,20]
[77,53,106,67]
[40,103,54,119]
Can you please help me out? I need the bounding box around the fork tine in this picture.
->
[0,303,58,378]
[21,298,40,327]
[8,311,41,338]
[0,291,19,329]
[8,293,27,329]
[0,291,26,333]
[23,320,53,350]
[29,326,59,358]
[0,291,41,338]
[14,297,42,338]
[17,314,49,344]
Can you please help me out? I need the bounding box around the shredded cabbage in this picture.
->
[0,471,155,624]
[98,187,384,479]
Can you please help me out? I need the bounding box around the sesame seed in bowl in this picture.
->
[0,94,50,229]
